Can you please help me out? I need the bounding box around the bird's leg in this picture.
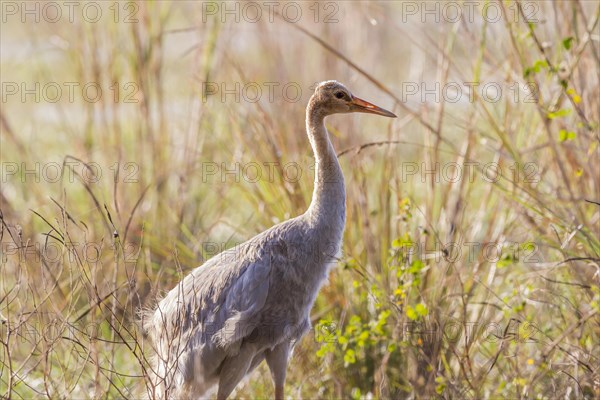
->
[216,342,257,400]
[265,341,290,400]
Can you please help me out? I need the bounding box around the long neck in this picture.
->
[304,101,346,233]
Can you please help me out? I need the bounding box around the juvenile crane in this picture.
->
[146,81,396,399]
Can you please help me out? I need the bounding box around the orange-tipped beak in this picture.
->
[351,96,396,118]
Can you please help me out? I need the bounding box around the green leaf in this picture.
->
[358,330,369,342]
[435,385,446,394]
[513,301,526,313]
[344,349,356,366]
[392,233,413,249]
[547,109,571,119]
[408,259,425,274]
[316,342,333,358]
[497,253,513,269]
[562,37,574,50]
[559,129,576,142]
[406,305,417,321]
[524,59,549,78]
[415,303,429,316]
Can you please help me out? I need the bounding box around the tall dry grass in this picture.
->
[1,1,598,398]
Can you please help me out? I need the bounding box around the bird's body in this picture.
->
[149,214,340,398]
[146,81,395,399]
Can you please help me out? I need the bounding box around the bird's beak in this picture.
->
[350,96,397,118]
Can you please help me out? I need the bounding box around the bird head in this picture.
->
[311,81,396,118]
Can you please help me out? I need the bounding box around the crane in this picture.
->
[145,81,396,399]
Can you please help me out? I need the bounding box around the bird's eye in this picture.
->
[335,92,345,99]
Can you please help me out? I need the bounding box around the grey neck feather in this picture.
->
[303,101,346,239]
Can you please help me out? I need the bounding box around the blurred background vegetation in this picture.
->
[1,1,599,398]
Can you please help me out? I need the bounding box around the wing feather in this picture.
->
[151,232,277,356]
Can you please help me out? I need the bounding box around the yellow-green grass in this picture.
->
[1,1,598,398]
